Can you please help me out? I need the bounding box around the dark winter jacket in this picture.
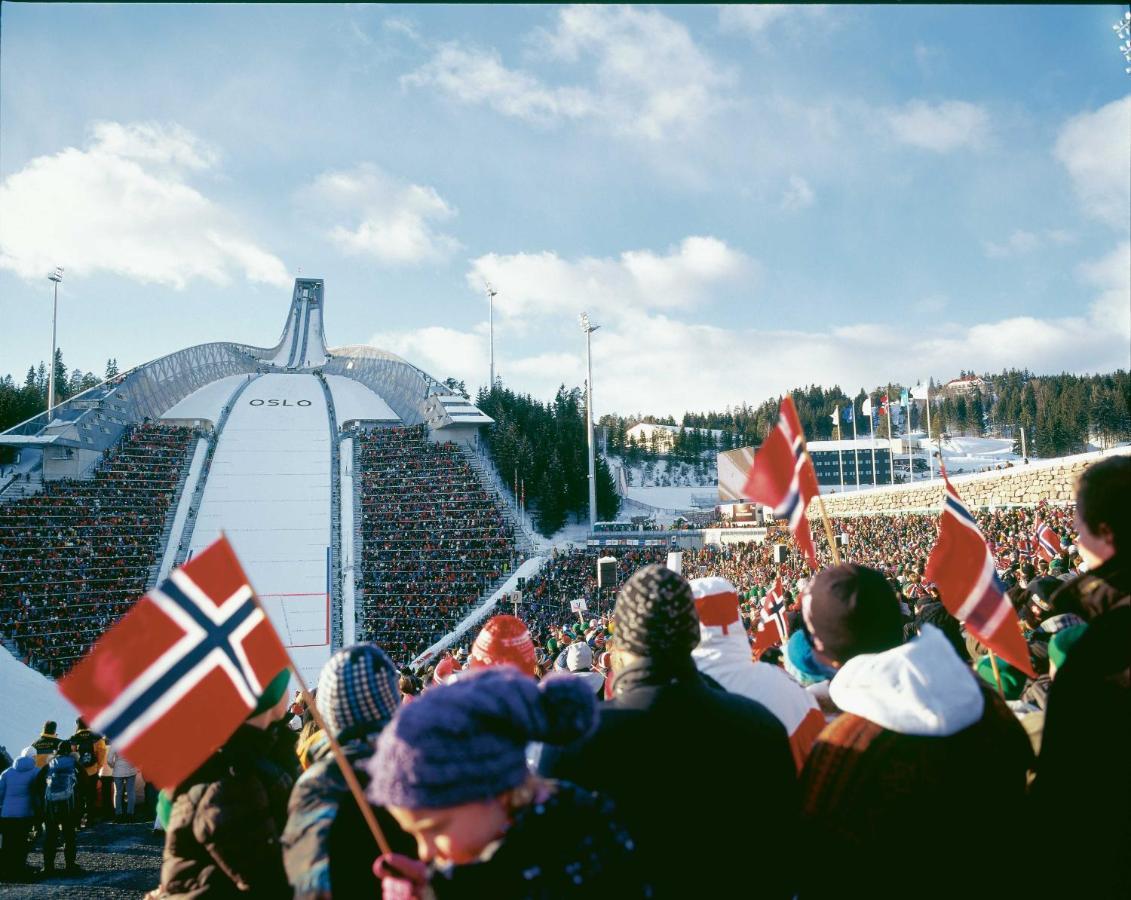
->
[159,724,294,899]
[540,657,797,899]
[798,627,1033,899]
[429,780,650,898]
[282,738,414,900]
[31,733,61,768]
[42,754,78,822]
[0,755,41,818]
[1034,556,1130,899]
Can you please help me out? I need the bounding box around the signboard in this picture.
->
[570,599,588,613]
[717,447,757,502]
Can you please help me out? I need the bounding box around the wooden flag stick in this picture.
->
[229,531,393,858]
[801,447,842,567]
[987,652,1007,700]
[289,665,393,856]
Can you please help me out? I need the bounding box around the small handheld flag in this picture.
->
[742,396,821,569]
[58,536,290,789]
[760,576,790,642]
[925,468,1035,677]
[1034,518,1063,563]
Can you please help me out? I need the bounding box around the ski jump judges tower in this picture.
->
[0,279,495,685]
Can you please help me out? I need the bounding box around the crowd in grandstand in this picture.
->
[0,437,1126,897]
[0,424,197,677]
[356,425,517,662]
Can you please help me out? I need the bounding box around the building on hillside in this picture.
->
[806,439,899,486]
[626,422,730,453]
[942,375,989,396]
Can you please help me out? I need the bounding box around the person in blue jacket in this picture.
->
[41,741,80,876]
[0,747,42,881]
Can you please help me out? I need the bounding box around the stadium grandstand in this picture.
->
[0,279,516,684]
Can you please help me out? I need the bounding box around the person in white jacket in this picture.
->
[104,745,137,821]
[690,576,827,770]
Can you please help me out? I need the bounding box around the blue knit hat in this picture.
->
[366,667,597,810]
[316,643,400,743]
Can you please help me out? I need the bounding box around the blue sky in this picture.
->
[1,4,1128,417]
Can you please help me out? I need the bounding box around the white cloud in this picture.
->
[0,121,289,289]
[403,5,730,141]
[780,175,815,211]
[402,43,597,128]
[439,239,1129,415]
[716,4,831,39]
[466,236,754,319]
[983,228,1078,259]
[887,99,989,152]
[369,325,489,389]
[1054,94,1131,230]
[300,164,460,265]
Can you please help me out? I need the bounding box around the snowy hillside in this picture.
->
[0,646,79,758]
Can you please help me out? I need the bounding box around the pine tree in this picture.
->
[105,358,119,379]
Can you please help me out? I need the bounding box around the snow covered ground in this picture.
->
[0,645,79,757]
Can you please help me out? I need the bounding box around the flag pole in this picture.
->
[987,652,1006,699]
[835,407,844,492]
[798,441,842,567]
[925,382,935,481]
[867,395,877,488]
[851,402,860,489]
[229,529,393,858]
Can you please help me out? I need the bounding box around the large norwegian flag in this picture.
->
[58,536,290,789]
[742,396,820,569]
[1033,518,1063,563]
[925,470,1035,677]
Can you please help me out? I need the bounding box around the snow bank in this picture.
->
[0,646,79,757]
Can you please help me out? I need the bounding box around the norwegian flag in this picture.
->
[1033,519,1063,563]
[58,536,290,789]
[742,396,820,569]
[754,577,789,650]
[925,469,1035,677]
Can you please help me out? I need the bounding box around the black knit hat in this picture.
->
[803,564,903,664]
[613,565,700,659]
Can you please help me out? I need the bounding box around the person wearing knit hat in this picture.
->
[157,666,295,898]
[431,655,462,687]
[565,640,605,697]
[282,643,413,900]
[366,667,649,897]
[541,564,797,900]
[798,564,1033,898]
[468,614,537,678]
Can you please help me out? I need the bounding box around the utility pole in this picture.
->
[580,313,600,530]
[485,282,498,392]
[46,267,63,418]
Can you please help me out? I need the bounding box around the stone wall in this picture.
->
[811,446,1131,517]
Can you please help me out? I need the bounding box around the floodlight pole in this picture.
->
[46,267,63,418]
[580,313,600,530]
[486,282,498,392]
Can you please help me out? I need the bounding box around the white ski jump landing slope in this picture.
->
[185,373,332,686]
[161,373,251,422]
[325,374,399,427]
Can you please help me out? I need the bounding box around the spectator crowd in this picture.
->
[0,439,1125,898]
[357,425,517,663]
[0,424,197,677]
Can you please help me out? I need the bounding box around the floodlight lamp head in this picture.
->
[48,267,64,283]
[579,312,591,331]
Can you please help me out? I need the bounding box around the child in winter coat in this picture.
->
[366,667,651,899]
[0,747,42,880]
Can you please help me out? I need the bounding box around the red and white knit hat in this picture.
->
[432,655,463,686]
[468,614,537,678]
[689,576,742,634]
